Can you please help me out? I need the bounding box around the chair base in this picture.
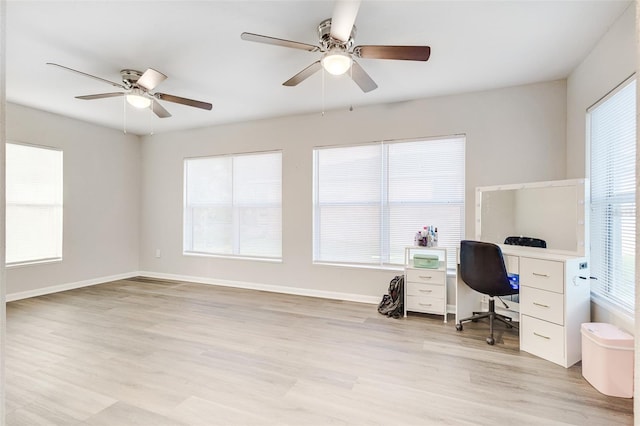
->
[455,298,519,345]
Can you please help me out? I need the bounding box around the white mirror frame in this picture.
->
[475,178,589,256]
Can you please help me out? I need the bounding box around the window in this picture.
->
[589,76,636,314]
[6,143,63,265]
[183,151,282,260]
[313,136,465,269]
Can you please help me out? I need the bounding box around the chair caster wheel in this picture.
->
[486,337,495,345]
[471,319,478,323]
[455,324,463,331]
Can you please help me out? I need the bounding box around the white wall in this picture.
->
[1,1,6,422]
[565,3,636,332]
[139,80,567,302]
[6,104,140,297]
[566,3,636,179]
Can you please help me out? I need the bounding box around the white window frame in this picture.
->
[183,150,282,261]
[312,136,465,270]
[6,142,63,266]
[587,75,636,316]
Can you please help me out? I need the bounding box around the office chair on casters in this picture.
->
[455,240,519,345]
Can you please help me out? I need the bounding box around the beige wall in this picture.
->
[139,80,567,302]
[566,3,636,179]
[6,104,140,296]
[566,3,636,332]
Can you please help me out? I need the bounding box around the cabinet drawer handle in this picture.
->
[419,303,433,307]
[532,272,550,278]
[533,302,550,308]
[533,332,551,340]
[419,289,433,293]
[419,275,433,279]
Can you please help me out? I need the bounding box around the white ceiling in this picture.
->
[6,0,632,136]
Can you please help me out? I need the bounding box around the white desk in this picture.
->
[455,245,590,368]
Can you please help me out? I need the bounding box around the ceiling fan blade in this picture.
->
[330,0,361,42]
[241,32,319,52]
[154,93,212,110]
[151,100,171,118]
[354,45,431,61]
[350,60,377,93]
[75,92,124,100]
[47,62,127,89]
[283,61,322,87]
[137,68,167,91]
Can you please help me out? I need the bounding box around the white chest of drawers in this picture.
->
[403,247,448,322]
[517,254,590,368]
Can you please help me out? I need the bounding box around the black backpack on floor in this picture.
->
[377,275,404,319]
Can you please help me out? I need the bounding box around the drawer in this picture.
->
[520,257,564,293]
[520,286,564,325]
[405,268,446,285]
[521,315,565,366]
[406,295,444,315]
[406,282,445,299]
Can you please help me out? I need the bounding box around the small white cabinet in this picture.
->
[403,247,448,322]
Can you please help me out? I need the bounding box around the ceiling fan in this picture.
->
[47,63,212,118]
[241,0,431,93]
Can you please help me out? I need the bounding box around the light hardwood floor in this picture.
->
[5,277,634,425]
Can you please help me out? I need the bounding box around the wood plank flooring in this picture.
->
[5,277,634,425]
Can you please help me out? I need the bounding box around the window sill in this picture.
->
[313,261,459,276]
[183,251,282,263]
[6,257,62,269]
[313,261,404,272]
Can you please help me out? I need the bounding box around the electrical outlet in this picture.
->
[155,249,161,258]
[579,262,588,269]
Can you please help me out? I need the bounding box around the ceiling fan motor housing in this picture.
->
[318,18,355,51]
[120,69,144,88]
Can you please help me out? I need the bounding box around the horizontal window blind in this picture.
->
[589,77,636,313]
[313,136,465,269]
[6,143,63,265]
[315,144,382,264]
[184,151,282,259]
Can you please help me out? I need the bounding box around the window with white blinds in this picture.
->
[589,76,636,314]
[6,143,63,265]
[183,151,282,260]
[313,136,465,269]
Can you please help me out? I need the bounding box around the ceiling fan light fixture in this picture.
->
[126,88,151,109]
[321,49,352,75]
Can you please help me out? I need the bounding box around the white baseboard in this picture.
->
[6,270,383,306]
[6,271,139,302]
[138,270,381,305]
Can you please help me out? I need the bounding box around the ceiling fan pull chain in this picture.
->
[123,96,127,134]
[349,65,353,112]
[321,68,325,117]
[149,100,154,136]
